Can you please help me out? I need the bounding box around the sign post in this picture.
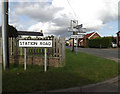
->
[70,34,85,54]
[68,20,86,52]
[76,38,77,54]
[44,48,47,72]
[24,48,26,70]
[19,40,52,71]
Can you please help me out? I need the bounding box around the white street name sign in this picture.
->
[70,35,83,39]
[19,40,52,48]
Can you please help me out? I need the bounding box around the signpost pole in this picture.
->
[72,32,75,52]
[24,48,27,70]
[44,48,47,72]
[72,38,74,52]
[76,37,77,54]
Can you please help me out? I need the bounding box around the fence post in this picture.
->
[56,38,58,57]
[53,38,55,57]
[59,37,62,64]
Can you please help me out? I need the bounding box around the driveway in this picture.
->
[66,46,120,62]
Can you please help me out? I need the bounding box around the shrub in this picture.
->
[88,37,112,48]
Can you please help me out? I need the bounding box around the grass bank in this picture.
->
[2,49,118,92]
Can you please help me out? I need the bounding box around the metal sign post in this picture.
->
[24,48,27,70]
[44,48,47,72]
[76,37,77,54]
[19,40,52,71]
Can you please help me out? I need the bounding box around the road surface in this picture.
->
[66,46,120,62]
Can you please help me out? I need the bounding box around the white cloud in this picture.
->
[14,2,63,22]
[52,0,118,30]
[9,0,118,36]
[10,0,52,2]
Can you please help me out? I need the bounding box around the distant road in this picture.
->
[66,46,119,62]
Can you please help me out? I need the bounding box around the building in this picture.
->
[78,32,101,47]
[18,31,43,38]
[117,31,120,47]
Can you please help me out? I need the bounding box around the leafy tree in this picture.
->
[0,25,18,38]
[8,25,18,38]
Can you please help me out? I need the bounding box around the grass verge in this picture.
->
[2,49,118,92]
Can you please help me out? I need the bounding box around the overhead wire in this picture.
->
[66,0,79,20]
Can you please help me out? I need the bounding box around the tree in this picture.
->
[0,25,18,38]
[8,25,18,38]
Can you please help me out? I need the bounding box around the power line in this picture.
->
[66,0,78,19]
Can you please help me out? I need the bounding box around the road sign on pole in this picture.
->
[68,20,86,52]
[19,40,52,71]
[70,35,83,39]
[70,34,84,54]
[19,40,52,48]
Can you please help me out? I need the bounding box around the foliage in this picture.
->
[0,25,18,38]
[8,25,18,38]
[112,36,116,43]
[88,37,113,48]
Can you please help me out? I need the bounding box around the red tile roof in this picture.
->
[78,32,101,41]
[85,32,95,38]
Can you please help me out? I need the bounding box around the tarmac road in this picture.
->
[66,46,120,62]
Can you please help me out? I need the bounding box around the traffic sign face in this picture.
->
[77,32,86,35]
[70,35,83,39]
[68,27,86,32]
[19,40,52,48]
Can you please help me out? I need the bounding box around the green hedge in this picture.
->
[88,37,112,48]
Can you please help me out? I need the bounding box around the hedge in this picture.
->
[88,37,112,48]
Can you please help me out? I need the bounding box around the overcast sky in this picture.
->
[0,0,119,37]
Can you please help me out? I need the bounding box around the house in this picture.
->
[78,32,101,47]
[117,31,120,47]
[18,31,43,38]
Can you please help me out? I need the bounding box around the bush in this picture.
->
[88,37,112,48]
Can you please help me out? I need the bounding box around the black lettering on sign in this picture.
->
[48,42,51,46]
[20,42,22,45]
[31,42,38,45]
[35,42,38,45]
[25,42,27,45]
[23,42,24,45]
[43,42,45,45]
[40,42,42,45]
[28,42,31,45]
[46,42,48,45]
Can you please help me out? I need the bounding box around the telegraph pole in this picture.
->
[2,0,9,69]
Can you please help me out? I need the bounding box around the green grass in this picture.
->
[2,49,118,92]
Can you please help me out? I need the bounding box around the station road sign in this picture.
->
[70,35,83,39]
[19,40,52,48]
[19,39,52,72]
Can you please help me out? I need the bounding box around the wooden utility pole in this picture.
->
[2,0,9,69]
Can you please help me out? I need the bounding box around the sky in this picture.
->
[0,0,119,37]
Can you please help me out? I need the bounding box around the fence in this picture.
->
[9,37,65,67]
